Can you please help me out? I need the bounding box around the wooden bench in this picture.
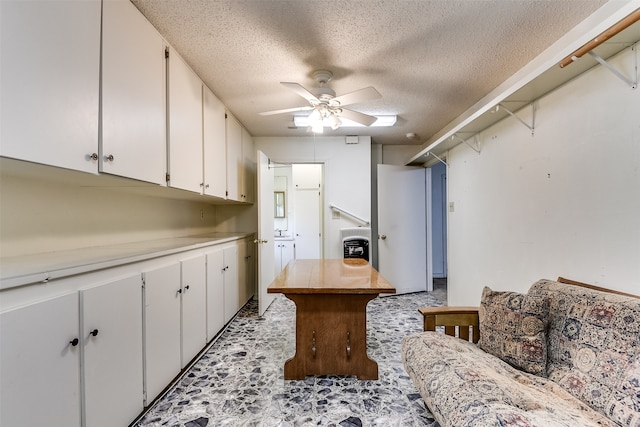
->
[419,276,638,343]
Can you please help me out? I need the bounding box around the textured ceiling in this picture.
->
[130,0,608,145]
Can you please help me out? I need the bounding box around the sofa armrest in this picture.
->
[418,306,480,343]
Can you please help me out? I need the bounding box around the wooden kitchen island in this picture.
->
[267,259,396,380]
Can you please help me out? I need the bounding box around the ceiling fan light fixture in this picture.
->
[329,113,342,130]
[293,114,397,128]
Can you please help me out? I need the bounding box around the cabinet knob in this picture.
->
[379,234,387,240]
[205,184,210,188]
[177,288,182,294]
[184,285,190,291]
[104,154,114,162]
[88,153,98,161]
[90,329,99,337]
[69,338,79,347]
[200,183,204,187]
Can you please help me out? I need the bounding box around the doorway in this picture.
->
[272,163,324,261]
[430,161,448,280]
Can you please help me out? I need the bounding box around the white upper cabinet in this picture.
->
[167,49,204,193]
[242,127,256,203]
[292,163,323,189]
[225,113,243,202]
[203,86,227,199]
[101,0,166,185]
[0,0,100,173]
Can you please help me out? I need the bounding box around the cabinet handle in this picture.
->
[69,338,79,347]
[104,154,114,162]
[90,329,99,337]
[311,330,316,358]
[205,184,210,188]
[177,288,182,294]
[184,285,190,291]
[88,153,98,161]
[199,183,204,187]
[346,331,351,359]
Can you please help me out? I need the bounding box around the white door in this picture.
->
[81,275,143,427]
[0,292,81,427]
[257,150,276,316]
[294,189,321,259]
[377,164,431,294]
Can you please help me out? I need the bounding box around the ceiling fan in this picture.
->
[259,70,381,132]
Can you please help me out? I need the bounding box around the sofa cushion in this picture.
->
[478,286,549,376]
[529,279,640,427]
[402,332,615,427]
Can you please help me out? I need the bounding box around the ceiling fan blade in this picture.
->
[339,108,378,126]
[281,82,319,104]
[259,106,313,116]
[332,86,381,107]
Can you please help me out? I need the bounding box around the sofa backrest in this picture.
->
[528,279,640,427]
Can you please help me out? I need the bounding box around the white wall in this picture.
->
[447,46,640,305]
[0,170,221,257]
[254,136,371,259]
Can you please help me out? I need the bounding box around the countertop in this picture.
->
[0,232,252,290]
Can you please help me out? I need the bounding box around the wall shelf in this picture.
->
[407,5,640,166]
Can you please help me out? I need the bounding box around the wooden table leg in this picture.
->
[283,293,379,380]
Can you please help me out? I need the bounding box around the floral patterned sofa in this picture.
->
[402,278,640,427]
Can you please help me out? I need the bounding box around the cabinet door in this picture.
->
[206,248,225,341]
[225,113,243,201]
[102,0,166,185]
[143,263,181,404]
[242,127,256,203]
[81,275,143,427]
[168,50,204,193]
[274,242,283,276]
[281,241,295,270]
[203,86,227,198]
[0,293,81,427]
[292,164,322,189]
[180,255,207,368]
[238,241,249,307]
[0,0,100,173]
[223,245,239,323]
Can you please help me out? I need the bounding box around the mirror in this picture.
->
[274,191,285,218]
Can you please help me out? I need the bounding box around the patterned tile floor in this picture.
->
[135,286,446,427]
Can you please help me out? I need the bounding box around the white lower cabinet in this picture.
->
[238,239,255,307]
[206,248,225,341]
[143,263,182,404]
[180,255,207,368]
[205,244,240,332]
[0,292,81,427]
[80,274,143,427]
[275,240,295,276]
[0,237,250,425]
[223,245,239,324]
